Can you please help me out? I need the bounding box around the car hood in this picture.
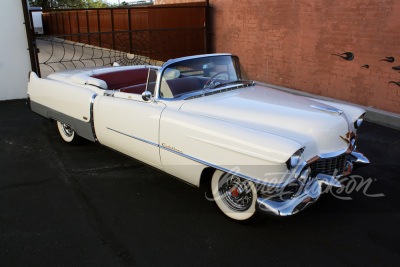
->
[179,85,351,158]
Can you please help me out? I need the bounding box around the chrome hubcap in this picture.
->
[218,175,253,212]
[62,123,73,137]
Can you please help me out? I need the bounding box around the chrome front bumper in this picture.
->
[256,149,370,217]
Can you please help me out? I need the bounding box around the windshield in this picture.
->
[159,55,249,99]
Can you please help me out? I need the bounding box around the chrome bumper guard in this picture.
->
[256,150,369,217]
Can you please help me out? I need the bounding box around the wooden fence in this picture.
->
[41,2,208,62]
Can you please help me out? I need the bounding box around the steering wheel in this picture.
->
[204,71,230,88]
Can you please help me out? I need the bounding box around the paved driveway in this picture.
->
[1,100,399,266]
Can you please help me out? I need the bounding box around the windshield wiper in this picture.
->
[189,80,254,100]
[210,80,253,89]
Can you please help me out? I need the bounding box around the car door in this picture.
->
[93,69,166,168]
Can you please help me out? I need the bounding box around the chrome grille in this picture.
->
[310,154,348,176]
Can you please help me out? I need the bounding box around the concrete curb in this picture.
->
[257,82,400,130]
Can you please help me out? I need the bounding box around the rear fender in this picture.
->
[27,72,97,141]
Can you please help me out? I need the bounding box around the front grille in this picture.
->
[310,154,348,176]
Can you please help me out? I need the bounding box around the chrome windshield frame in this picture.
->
[154,53,247,101]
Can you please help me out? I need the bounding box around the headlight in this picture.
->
[354,113,365,130]
[286,148,304,170]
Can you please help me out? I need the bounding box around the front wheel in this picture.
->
[56,121,82,145]
[211,170,257,221]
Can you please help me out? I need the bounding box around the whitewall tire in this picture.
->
[56,121,81,145]
[211,170,257,221]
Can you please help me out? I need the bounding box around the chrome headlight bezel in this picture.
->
[286,148,304,170]
[354,113,365,130]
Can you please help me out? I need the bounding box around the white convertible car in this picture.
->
[27,53,369,220]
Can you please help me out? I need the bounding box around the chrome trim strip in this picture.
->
[106,127,159,147]
[310,105,343,115]
[160,145,289,188]
[106,127,291,188]
[90,94,98,142]
[163,53,233,66]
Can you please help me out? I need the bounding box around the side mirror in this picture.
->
[142,91,152,101]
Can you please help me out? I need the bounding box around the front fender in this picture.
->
[159,108,303,185]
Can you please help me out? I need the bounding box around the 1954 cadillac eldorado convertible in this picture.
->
[27,53,370,220]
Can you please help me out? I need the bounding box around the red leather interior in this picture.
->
[120,84,147,94]
[166,77,202,96]
[92,68,148,90]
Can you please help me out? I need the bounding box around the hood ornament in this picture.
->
[310,105,343,115]
[339,132,351,144]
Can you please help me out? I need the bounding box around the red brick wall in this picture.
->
[208,0,400,113]
[154,0,204,4]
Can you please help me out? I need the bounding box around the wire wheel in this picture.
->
[219,175,253,212]
[211,170,257,221]
[61,123,73,137]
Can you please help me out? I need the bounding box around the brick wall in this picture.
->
[154,0,204,4]
[208,0,400,113]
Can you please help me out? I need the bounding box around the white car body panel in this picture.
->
[28,73,95,123]
[93,94,166,168]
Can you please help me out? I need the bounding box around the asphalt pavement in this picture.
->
[1,100,399,266]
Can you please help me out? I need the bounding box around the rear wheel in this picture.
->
[211,170,257,221]
[56,121,82,145]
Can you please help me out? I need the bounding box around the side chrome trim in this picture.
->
[310,105,344,115]
[106,127,291,188]
[90,94,98,142]
[106,127,159,147]
[160,145,290,188]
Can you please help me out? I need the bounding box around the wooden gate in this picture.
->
[30,2,210,77]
